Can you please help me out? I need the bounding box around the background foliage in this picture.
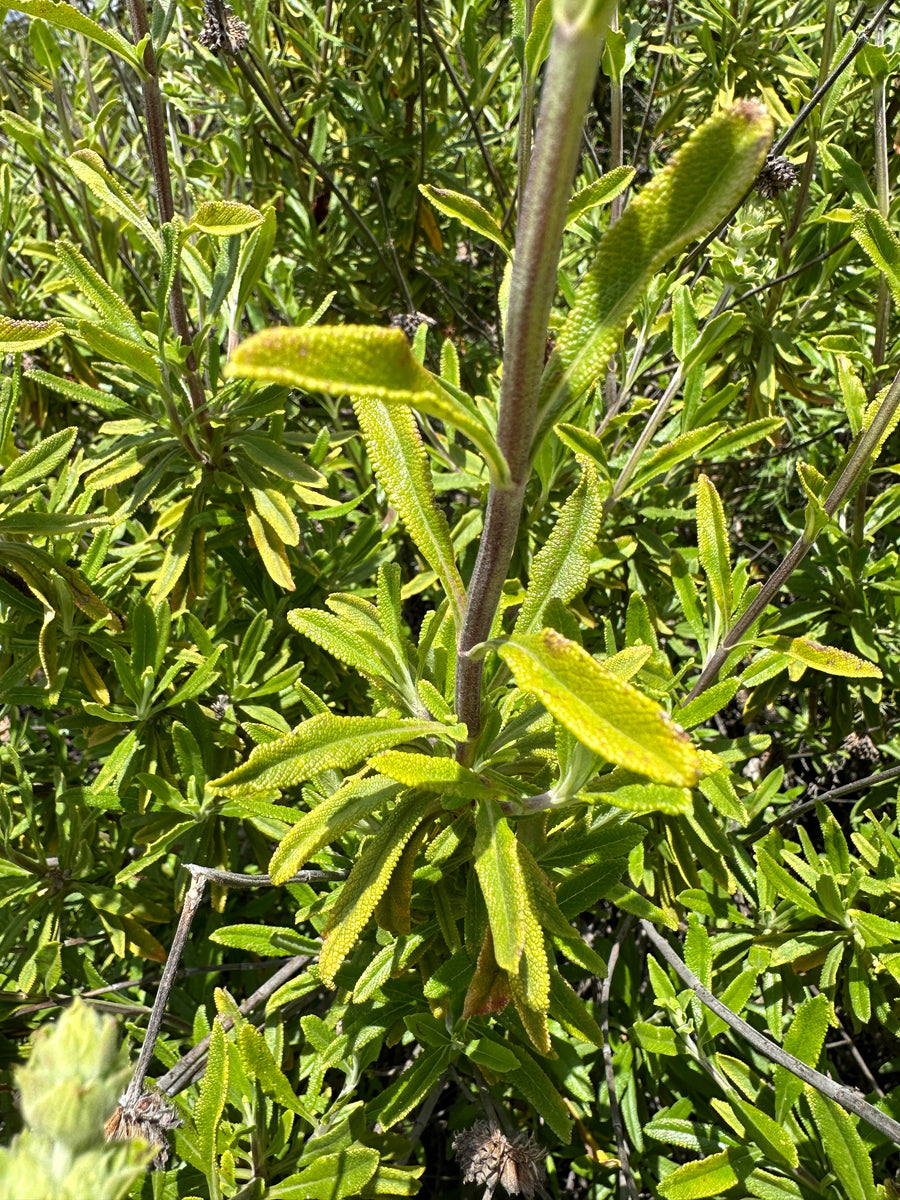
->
[1,0,900,1198]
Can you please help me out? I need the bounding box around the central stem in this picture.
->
[454,3,614,762]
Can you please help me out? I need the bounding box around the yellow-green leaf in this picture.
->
[354,398,467,630]
[760,635,881,679]
[212,714,458,796]
[695,473,732,623]
[190,200,264,236]
[419,184,510,254]
[499,630,702,786]
[319,790,433,987]
[474,799,526,974]
[0,314,64,353]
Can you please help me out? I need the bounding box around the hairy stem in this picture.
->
[455,3,613,759]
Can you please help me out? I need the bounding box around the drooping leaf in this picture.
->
[499,630,702,786]
[228,326,510,485]
[851,203,900,308]
[268,777,401,885]
[354,398,467,630]
[474,799,526,974]
[537,101,773,440]
[319,790,434,986]
[189,200,264,236]
[68,150,159,245]
[758,635,881,679]
[418,184,510,254]
[0,427,77,493]
[8,0,148,73]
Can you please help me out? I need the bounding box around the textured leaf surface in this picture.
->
[500,630,702,785]
[774,994,830,1122]
[269,777,400,885]
[761,635,881,678]
[229,326,508,483]
[369,751,489,797]
[271,1147,379,1200]
[695,474,732,622]
[69,150,158,244]
[190,200,264,236]
[474,799,526,973]
[354,398,467,629]
[0,427,77,492]
[319,790,433,986]
[419,184,509,253]
[805,1088,878,1200]
[657,1149,749,1199]
[538,102,773,432]
[566,166,635,227]
[514,463,604,636]
[0,314,64,352]
[212,714,453,796]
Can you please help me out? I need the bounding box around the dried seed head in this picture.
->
[105,1089,182,1170]
[387,312,436,343]
[841,731,879,763]
[755,155,799,199]
[453,1120,545,1198]
[198,1,249,54]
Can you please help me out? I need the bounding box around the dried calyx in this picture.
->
[755,154,799,199]
[104,1088,182,1170]
[198,0,249,54]
[453,1120,546,1198]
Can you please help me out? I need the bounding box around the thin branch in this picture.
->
[155,954,310,1096]
[183,864,347,886]
[121,872,207,1108]
[640,919,900,1145]
[600,916,640,1200]
[744,762,900,844]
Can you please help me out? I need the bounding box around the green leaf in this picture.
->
[371,1045,452,1129]
[0,428,77,493]
[499,630,702,786]
[8,0,148,73]
[474,799,526,973]
[194,1019,228,1171]
[695,474,732,623]
[774,994,831,1122]
[209,924,316,957]
[269,777,400,885]
[212,714,455,797]
[537,101,773,438]
[756,847,824,917]
[565,166,635,227]
[758,635,881,679]
[271,1147,380,1200]
[238,1023,315,1122]
[78,321,161,387]
[851,203,900,307]
[0,314,64,353]
[319,790,434,986]
[514,463,605,636]
[657,1148,752,1199]
[189,200,264,236]
[369,751,489,797]
[634,1021,679,1056]
[354,398,467,630]
[804,1088,878,1200]
[229,326,509,486]
[68,150,159,246]
[418,184,510,254]
[55,240,141,339]
[507,1048,573,1142]
[627,424,726,495]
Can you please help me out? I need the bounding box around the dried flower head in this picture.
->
[453,1120,545,1198]
[388,312,436,343]
[198,0,249,54]
[755,155,799,200]
[104,1089,182,1169]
